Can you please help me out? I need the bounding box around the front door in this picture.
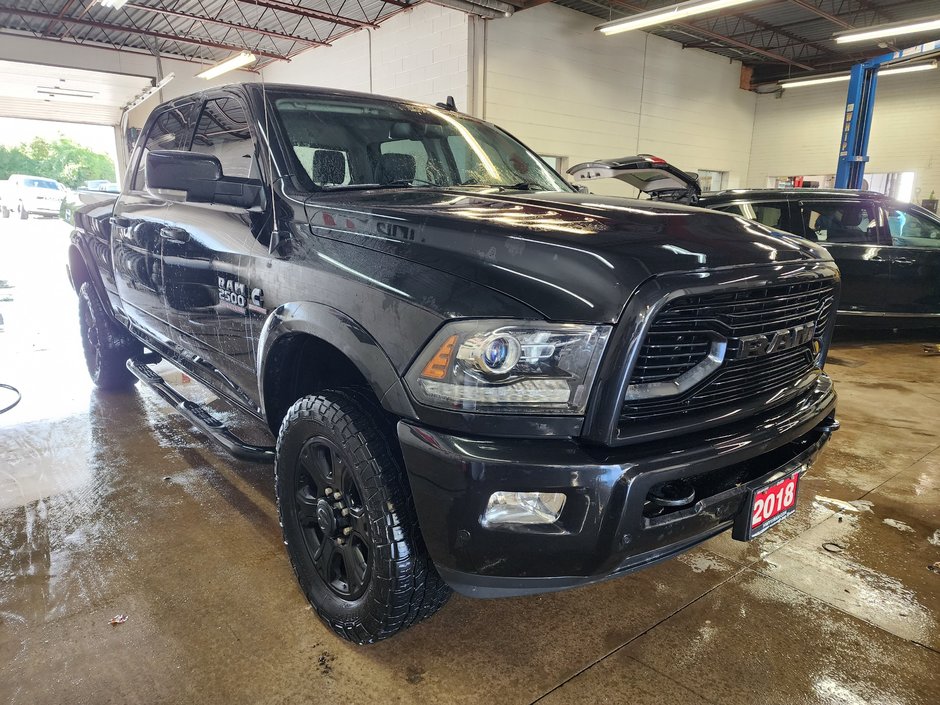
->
[112,100,197,349]
[796,199,892,315]
[160,95,265,409]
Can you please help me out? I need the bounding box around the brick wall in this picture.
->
[262,3,469,109]
[747,69,940,200]
[483,4,757,195]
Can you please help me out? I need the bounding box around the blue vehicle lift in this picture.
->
[834,39,940,189]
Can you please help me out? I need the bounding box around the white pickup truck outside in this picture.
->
[0,174,67,219]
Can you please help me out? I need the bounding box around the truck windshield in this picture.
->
[272,95,570,193]
[24,178,59,189]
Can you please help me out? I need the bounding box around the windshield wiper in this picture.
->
[319,178,440,191]
[461,180,544,191]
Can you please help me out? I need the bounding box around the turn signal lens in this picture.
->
[420,334,457,380]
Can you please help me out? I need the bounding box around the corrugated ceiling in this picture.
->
[552,0,940,83]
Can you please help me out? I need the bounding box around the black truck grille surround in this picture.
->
[621,279,835,423]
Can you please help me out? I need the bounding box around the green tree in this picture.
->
[0,137,115,188]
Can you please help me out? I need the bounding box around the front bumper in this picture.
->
[399,376,836,598]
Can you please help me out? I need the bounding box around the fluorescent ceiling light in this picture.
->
[99,0,129,9]
[196,52,257,80]
[779,61,937,88]
[835,16,940,44]
[596,0,757,36]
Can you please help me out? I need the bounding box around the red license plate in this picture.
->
[733,469,801,541]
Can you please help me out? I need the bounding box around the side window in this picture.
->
[885,207,940,248]
[191,97,256,179]
[716,202,800,236]
[132,102,195,190]
[801,201,882,244]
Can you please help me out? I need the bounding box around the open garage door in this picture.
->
[0,59,153,126]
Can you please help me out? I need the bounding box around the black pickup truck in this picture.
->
[68,84,840,644]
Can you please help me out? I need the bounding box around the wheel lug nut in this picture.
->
[336,537,346,545]
[341,508,350,517]
[343,527,352,536]
[332,491,341,500]
[324,487,333,496]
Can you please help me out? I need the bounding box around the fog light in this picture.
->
[483,491,566,526]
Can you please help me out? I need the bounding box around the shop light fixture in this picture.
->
[196,52,257,80]
[778,61,937,88]
[834,16,940,44]
[98,0,129,9]
[596,0,757,36]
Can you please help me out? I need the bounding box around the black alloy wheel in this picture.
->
[294,436,370,599]
[275,390,451,643]
[77,282,141,390]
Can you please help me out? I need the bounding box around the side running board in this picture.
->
[127,354,275,463]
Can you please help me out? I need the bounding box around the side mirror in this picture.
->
[146,150,262,208]
[570,183,590,194]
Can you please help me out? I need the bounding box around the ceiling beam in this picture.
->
[232,0,379,29]
[0,6,290,60]
[39,0,78,37]
[786,0,899,51]
[606,0,814,70]
[696,12,835,61]
[680,23,814,69]
[787,0,851,29]
[122,3,328,47]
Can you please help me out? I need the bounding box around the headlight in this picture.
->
[404,320,611,414]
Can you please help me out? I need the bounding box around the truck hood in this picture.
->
[303,188,830,323]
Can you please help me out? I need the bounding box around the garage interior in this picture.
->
[1,1,939,703]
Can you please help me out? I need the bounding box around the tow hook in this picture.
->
[648,479,696,508]
[820,417,841,433]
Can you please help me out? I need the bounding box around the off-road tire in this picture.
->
[275,389,451,644]
[77,282,142,390]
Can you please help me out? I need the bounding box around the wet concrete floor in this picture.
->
[1,219,939,704]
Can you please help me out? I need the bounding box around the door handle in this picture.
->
[160,227,190,244]
[110,216,131,228]
[893,258,916,266]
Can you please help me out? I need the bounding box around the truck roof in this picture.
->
[701,188,888,201]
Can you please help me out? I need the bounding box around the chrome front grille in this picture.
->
[621,278,836,424]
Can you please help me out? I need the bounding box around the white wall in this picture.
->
[262,4,469,108]
[748,68,940,200]
[483,4,757,195]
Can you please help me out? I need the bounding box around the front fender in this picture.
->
[256,301,416,420]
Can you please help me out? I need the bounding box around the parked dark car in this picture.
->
[68,87,839,643]
[570,157,940,327]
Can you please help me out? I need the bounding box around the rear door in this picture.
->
[879,203,940,316]
[796,198,891,314]
[112,100,197,347]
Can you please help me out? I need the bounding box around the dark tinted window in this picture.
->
[802,201,881,244]
[132,102,195,190]
[885,206,940,248]
[274,95,568,191]
[191,98,256,179]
